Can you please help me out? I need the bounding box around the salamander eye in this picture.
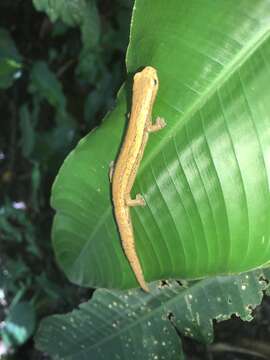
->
[153,78,158,86]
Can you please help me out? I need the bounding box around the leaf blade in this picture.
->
[52,0,270,289]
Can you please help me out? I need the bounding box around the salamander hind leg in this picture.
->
[148,117,166,133]
[126,193,146,207]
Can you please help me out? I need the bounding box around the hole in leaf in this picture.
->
[158,280,169,288]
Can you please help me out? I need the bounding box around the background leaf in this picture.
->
[32,0,88,25]
[0,28,22,89]
[19,105,35,159]
[35,268,270,359]
[1,302,36,348]
[29,61,67,116]
[51,0,270,290]
[32,0,101,79]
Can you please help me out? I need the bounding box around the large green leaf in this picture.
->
[51,0,270,289]
[35,268,270,359]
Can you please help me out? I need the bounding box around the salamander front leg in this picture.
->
[126,194,146,207]
[147,117,166,133]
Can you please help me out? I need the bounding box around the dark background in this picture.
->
[0,1,269,359]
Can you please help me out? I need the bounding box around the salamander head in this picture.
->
[133,66,159,89]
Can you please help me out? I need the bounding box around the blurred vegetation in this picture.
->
[0,0,133,358]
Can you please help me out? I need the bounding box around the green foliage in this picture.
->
[37,0,270,358]
[2,0,270,359]
[33,0,101,79]
[29,61,67,116]
[33,0,91,25]
[36,269,270,359]
[0,0,132,357]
